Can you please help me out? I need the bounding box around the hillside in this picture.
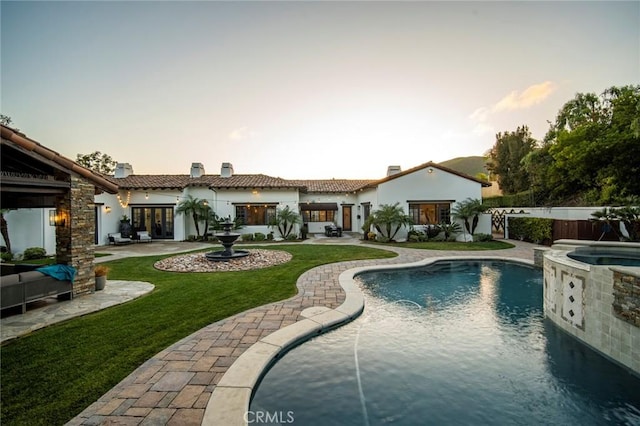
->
[439,156,488,178]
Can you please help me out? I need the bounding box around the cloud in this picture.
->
[492,81,557,112]
[228,127,257,140]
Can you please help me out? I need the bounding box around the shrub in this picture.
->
[508,217,553,244]
[94,265,109,277]
[266,232,274,241]
[408,233,422,242]
[22,247,47,260]
[473,233,493,242]
[1,252,13,262]
[254,232,266,241]
[241,233,254,241]
[285,234,298,241]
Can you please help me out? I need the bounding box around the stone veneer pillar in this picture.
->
[55,175,96,295]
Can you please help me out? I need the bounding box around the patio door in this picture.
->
[342,206,352,231]
[132,206,174,239]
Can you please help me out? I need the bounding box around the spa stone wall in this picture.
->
[543,248,640,375]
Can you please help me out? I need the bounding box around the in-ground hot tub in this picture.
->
[567,244,640,266]
[543,240,640,375]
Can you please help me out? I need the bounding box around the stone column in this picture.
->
[56,175,96,295]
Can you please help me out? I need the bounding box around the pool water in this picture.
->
[250,261,640,425]
[567,251,640,267]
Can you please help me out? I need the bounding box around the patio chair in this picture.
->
[136,231,152,243]
[108,233,133,245]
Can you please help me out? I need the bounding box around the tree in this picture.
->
[452,198,489,240]
[76,151,118,175]
[176,195,204,238]
[0,210,12,254]
[371,203,413,241]
[530,85,640,204]
[486,126,537,194]
[0,114,18,131]
[270,206,301,239]
[201,204,220,239]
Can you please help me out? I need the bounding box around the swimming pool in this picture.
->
[250,260,640,425]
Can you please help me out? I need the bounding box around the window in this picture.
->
[362,203,371,221]
[300,202,338,222]
[301,210,336,222]
[235,204,276,225]
[408,203,451,225]
[131,206,174,239]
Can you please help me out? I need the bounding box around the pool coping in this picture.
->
[202,255,536,426]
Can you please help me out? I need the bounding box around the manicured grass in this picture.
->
[0,245,395,426]
[373,240,515,250]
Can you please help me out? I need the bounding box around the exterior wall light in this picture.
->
[49,210,66,227]
[428,168,434,174]
[105,206,112,214]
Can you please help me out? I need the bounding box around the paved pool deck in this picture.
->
[6,238,538,426]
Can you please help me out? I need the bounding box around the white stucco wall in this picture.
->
[373,167,487,240]
[299,193,357,234]
[2,209,55,256]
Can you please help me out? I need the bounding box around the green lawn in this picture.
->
[0,245,395,426]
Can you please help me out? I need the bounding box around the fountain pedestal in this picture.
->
[205,219,250,262]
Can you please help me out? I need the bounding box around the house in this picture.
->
[94,161,491,243]
[1,124,118,295]
[2,125,491,253]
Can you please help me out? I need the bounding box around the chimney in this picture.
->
[386,165,401,177]
[190,162,205,178]
[114,163,133,178]
[221,162,233,178]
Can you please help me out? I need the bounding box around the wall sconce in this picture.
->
[428,167,434,174]
[49,210,66,227]
[105,206,112,214]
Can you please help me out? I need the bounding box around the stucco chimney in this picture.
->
[114,163,133,178]
[386,165,401,177]
[190,162,205,178]
[221,162,233,178]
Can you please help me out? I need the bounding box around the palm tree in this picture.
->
[612,206,640,241]
[200,204,219,240]
[440,221,462,241]
[270,206,301,239]
[452,198,489,240]
[371,203,413,241]
[176,195,203,238]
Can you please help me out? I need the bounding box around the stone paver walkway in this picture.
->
[69,240,537,425]
[1,280,153,344]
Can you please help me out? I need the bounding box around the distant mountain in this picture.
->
[439,156,488,178]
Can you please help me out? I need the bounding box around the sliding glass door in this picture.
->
[131,206,174,239]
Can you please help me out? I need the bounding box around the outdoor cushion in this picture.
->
[36,264,77,283]
[137,231,152,242]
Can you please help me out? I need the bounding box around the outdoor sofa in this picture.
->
[1,264,74,313]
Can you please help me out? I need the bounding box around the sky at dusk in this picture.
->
[2,1,638,179]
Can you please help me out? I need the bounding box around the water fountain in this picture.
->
[205,217,250,262]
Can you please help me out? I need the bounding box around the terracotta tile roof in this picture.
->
[1,125,118,194]
[293,179,377,193]
[103,162,488,192]
[363,161,491,188]
[108,174,306,190]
